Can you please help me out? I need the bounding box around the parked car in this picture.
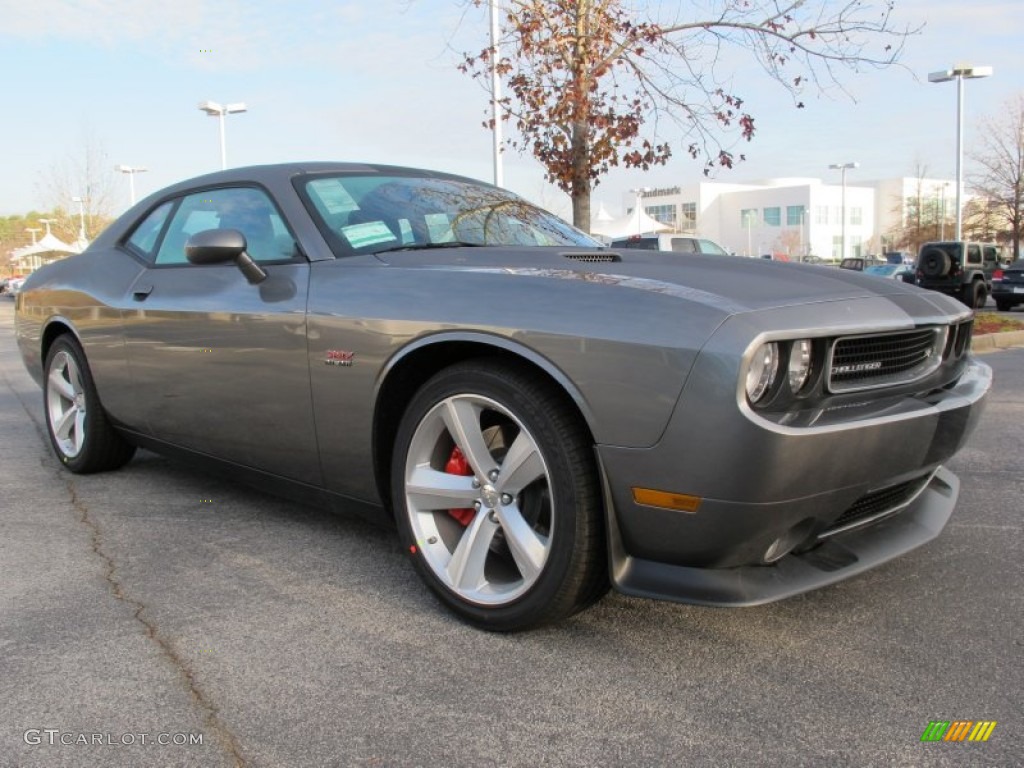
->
[839,257,885,271]
[14,162,990,631]
[991,259,1024,311]
[864,263,915,281]
[913,240,1004,308]
[609,233,731,255]
[5,276,27,296]
[884,251,914,265]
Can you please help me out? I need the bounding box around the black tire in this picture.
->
[965,280,987,309]
[920,248,951,278]
[43,335,136,474]
[994,299,1011,312]
[391,359,607,631]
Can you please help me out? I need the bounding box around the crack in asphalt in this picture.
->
[2,364,247,768]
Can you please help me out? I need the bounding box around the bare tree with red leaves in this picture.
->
[460,1,917,230]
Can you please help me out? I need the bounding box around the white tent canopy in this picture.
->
[9,231,80,265]
[589,204,671,239]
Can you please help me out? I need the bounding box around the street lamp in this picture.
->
[115,165,148,205]
[489,0,503,187]
[70,196,88,247]
[629,187,651,236]
[198,100,247,169]
[829,162,859,260]
[929,64,993,240]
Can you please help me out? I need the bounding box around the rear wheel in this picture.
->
[391,360,607,631]
[965,280,987,309]
[44,335,136,473]
[995,299,1011,312]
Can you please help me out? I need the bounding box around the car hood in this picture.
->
[375,246,954,315]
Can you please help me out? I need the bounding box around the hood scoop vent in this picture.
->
[562,251,621,263]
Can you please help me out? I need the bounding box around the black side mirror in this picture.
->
[185,229,267,284]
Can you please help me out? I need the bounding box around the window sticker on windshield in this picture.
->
[342,221,397,248]
[310,179,358,215]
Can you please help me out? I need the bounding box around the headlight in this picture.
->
[746,342,779,403]
[788,339,812,393]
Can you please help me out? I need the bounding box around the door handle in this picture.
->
[132,284,154,300]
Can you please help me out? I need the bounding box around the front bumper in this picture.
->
[597,344,990,606]
[607,466,957,606]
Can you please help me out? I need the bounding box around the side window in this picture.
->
[154,187,297,266]
[125,201,174,260]
[983,246,997,263]
[670,238,697,253]
[966,244,982,265]
[698,239,728,256]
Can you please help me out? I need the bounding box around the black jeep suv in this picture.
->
[914,241,1004,308]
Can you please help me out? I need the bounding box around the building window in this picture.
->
[850,235,863,258]
[832,236,843,260]
[787,205,806,226]
[816,206,828,224]
[763,207,781,226]
[741,209,758,227]
[681,202,697,229]
[850,207,863,225]
[645,204,677,228]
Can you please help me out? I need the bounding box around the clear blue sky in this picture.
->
[0,0,1020,220]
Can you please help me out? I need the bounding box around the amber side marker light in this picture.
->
[632,487,702,513]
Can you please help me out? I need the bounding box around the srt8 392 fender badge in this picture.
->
[324,350,355,367]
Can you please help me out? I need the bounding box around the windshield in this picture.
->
[300,173,600,256]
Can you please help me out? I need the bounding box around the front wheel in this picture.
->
[44,335,136,473]
[391,360,607,631]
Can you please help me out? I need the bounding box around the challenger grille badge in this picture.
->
[324,349,355,367]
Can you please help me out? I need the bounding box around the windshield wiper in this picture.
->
[375,241,483,254]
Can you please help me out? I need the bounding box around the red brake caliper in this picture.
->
[444,446,477,527]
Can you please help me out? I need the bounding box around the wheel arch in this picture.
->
[371,333,597,511]
[40,316,81,362]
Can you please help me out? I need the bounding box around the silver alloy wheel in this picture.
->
[47,349,87,458]
[403,394,553,606]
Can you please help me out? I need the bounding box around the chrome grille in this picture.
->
[828,328,944,392]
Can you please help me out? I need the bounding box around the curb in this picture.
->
[972,329,1024,353]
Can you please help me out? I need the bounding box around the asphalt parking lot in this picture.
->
[0,298,1020,768]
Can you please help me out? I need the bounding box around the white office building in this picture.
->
[617,176,956,260]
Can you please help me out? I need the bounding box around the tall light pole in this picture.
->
[70,196,88,245]
[25,227,40,245]
[929,65,993,241]
[829,162,858,259]
[198,100,247,169]
[489,0,503,187]
[115,165,148,205]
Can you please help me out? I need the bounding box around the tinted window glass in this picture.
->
[610,237,658,250]
[302,174,598,256]
[155,187,297,266]
[698,239,728,255]
[967,245,981,264]
[125,201,174,259]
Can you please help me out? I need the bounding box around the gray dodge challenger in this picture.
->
[15,163,991,631]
